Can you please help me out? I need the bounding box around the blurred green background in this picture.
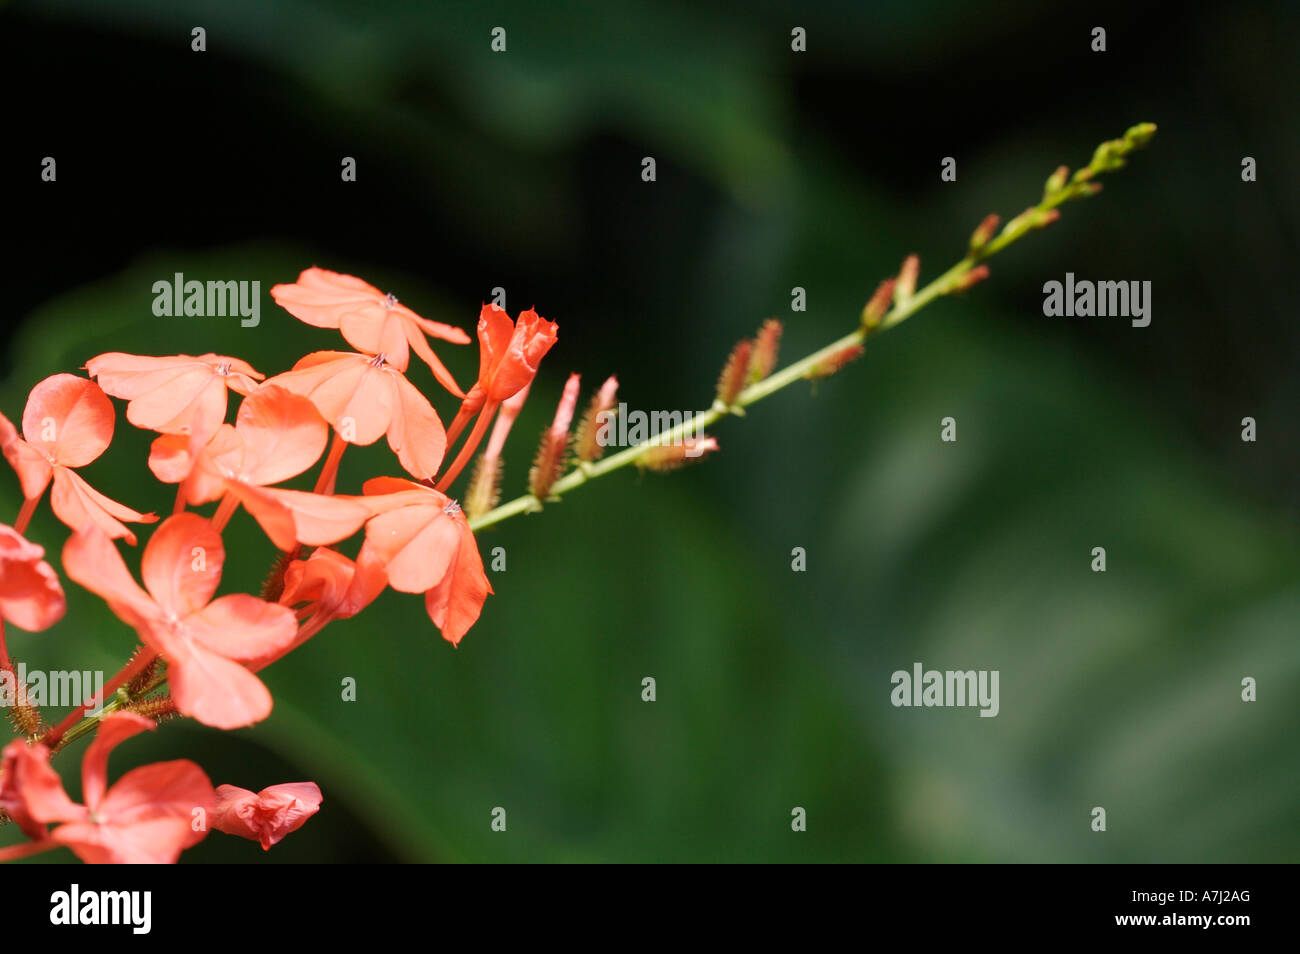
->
[2,0,1297,862]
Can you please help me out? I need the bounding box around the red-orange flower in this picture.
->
[212,781,322,850]
[62,515,297,729]
[265,351,448,481]
[438,304,559,486]
[473,303,558,403]
[152,386,368,550]
[85,352,263,442]
[359,477,492,646]
[0,712,214,864]
[271,267,469,397]
[0,524,65,632]
[0,374,156,544]
[278,546,386,623]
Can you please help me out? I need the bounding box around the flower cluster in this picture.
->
[0,267,589,862]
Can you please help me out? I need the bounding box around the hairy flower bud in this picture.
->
[954,265,990,292]
[747,319,783,383]
[573,375,619,463]
[968,214,1000,256]
[716,339,752,407]
[805,343,865,380]
[894,255,920,304]
[529,373,581,499]
[637,436,719,472]
[861,278,895,331]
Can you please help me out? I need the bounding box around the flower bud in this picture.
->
[1124,122,1157,148]
[805,343,864,381]
[968,214,1000,255]
[716,339,752,407]
[747,319,783,383]
[1044,165,1069,197]
[637,436,719,472]
[954,264,990,292]
[893,254,920,303]
[861,278,895,331]
[464,453,502,519]
[573,375,619,463]
[529,373,580,499]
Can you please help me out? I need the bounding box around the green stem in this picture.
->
[469,123,1156,533]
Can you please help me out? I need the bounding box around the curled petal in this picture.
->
[1,412,53,500]
[49,467,157,545]
[2,739,82,834]
[424,523,493,647]
[212,781,322,850]
[0,525,66,632]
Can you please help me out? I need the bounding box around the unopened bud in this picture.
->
[637,436,719,472]
[1124,122,1157,148]
[968,214,999,255]
[529,373,580,500]
[716,339,752,407]
[805,343,865,381]
[124,696,178,723]
[861,278,895,331]
[894,255,920,303]
[464,453,502,519]
[1044,165,1069,196]
[747,319,783,383]
[954,264,990,292]
[573,375,619,463]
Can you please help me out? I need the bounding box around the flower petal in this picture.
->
[212,781,322,850]
[61,524,160,630]
[3,739,84,830]
[386,371,448,481]
[184,593,297,661]
[80,711,154,811]
[49,467,158,545]
[167,641,275,729]
[423,522,493,647]
[141,513,223,618]
[0,413,53,499]
[270,267,380,330]
[0,525,66,632]
[99,759,214,836]
[21,374,114,467]
[234,385,329,486]
[266,352,394,447]
[248,486,369,547]
[364,503,460,593]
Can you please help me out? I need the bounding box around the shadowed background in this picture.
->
[1,0,1297,861]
